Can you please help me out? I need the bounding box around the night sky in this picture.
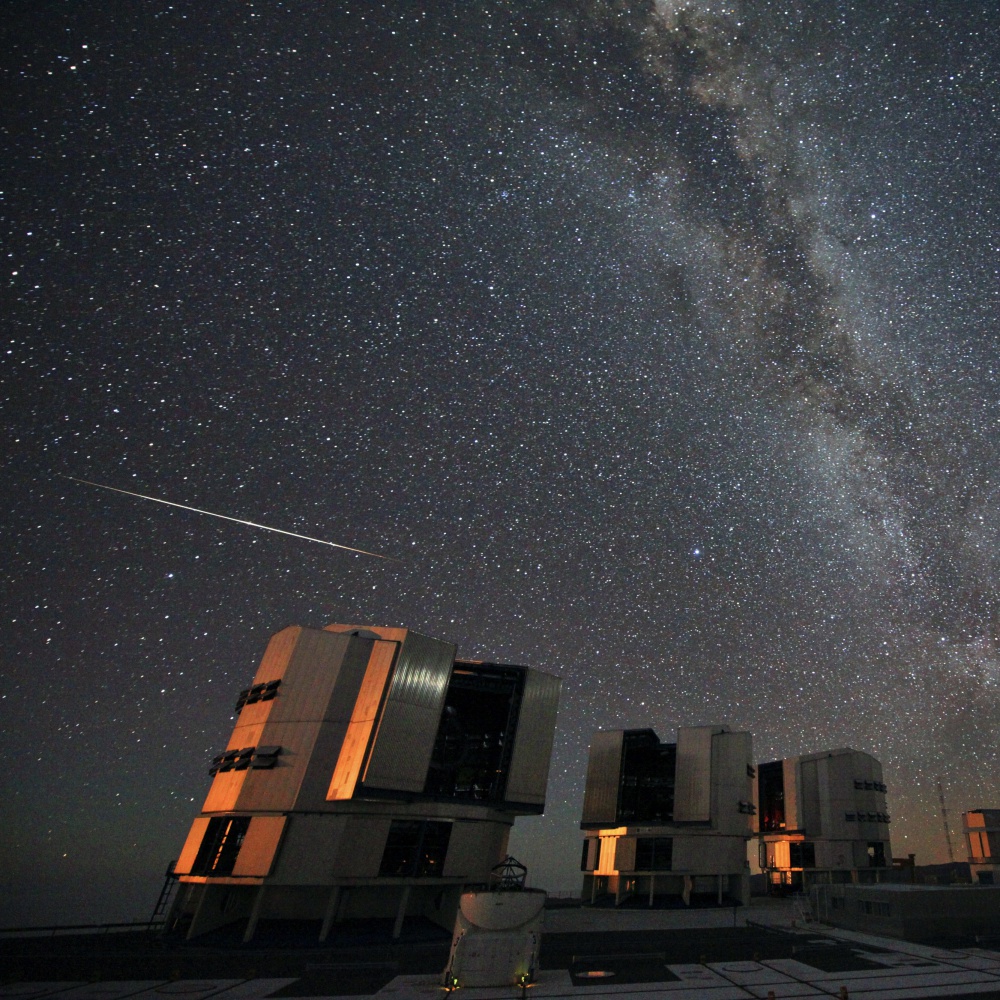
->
[4,1,1000,926]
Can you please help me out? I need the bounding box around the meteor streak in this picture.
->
[61,475,398,561]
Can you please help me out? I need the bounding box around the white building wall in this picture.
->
[673,726,716,822]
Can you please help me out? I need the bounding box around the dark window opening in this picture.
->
[758,760,785,832]
[424,663,525,803]
[867,842,887,867]
[789,842,816,868]
[635,837,673,871]
[617,730,676,824]
[190,816,251,876]
[379,820,452,877]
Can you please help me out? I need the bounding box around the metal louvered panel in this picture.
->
[360,630,456,793]
[581,729,624,827]
[504,668,560,809]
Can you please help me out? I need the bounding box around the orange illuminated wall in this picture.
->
[327,639,398,800]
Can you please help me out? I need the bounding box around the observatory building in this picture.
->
[755,748,893,892]
[964,809,1000,885]
[168,624,560,941]
[579,725,755,906]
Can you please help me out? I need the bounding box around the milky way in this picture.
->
[3,1,1000,923]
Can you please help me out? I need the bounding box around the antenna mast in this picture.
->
[937,779,955,864]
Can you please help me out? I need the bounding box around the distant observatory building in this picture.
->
[755,748,893,892]
[964,809,1000,885]
[579,725,755,906]
[168,624,560,941]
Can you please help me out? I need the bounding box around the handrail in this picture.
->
[0,920,165,939]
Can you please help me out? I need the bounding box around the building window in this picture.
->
[758,760,785,832]
[379,820,452,877]
[867,842,887,868]
[789,842,816,868]
[635,837,673,871]
[423,664,525,803]
[617,730,677,824]
[190,816,251,876]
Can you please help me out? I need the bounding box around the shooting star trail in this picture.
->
[61,475,398,561]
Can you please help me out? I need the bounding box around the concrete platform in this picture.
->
[5,901,1000,999]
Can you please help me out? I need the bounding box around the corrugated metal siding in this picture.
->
[674,726,716,822]
[360,631,455,793]
[504,668,560,807]
[581,730,624,826]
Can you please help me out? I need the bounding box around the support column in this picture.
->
[648,874,655,908]
[243,886,266,943]
[614,877,623,907]
[319,886,341,942]
[165,883,189,934]
[186,885,213,941]
[717,874,723,905]
[392,885,411,940]
[682,875,692,907]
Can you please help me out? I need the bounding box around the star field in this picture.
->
[3,1,1000,924]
